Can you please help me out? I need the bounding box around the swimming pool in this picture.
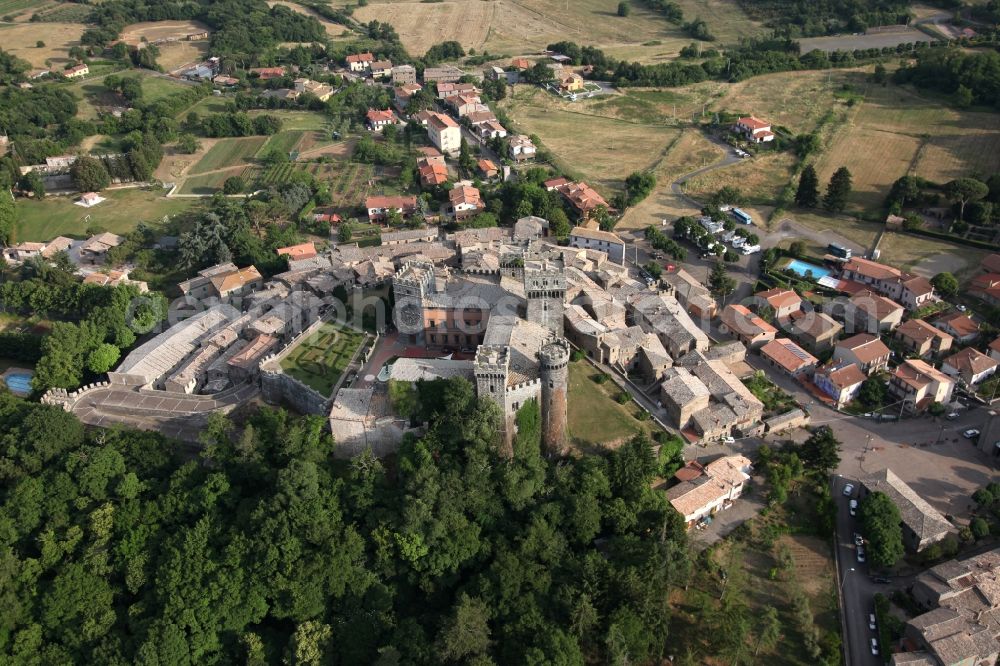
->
[783,258,832,280]
[2,372,33,395]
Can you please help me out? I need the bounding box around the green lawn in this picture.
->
[182,96,229,118]
[189,137,268,175]
[280,322,366,396]
[567,360,657,451]
[249,109,329,131]
[258,130,305,157]
[14,188,199,241]
[141,75,192,103]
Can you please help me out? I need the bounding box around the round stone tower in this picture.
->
[539,338,570,456]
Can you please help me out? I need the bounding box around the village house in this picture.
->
[82,269,149,293]
[62,63,89,79]
[370,60,392,79]
[935,312,980,344]
[346,52,374,72]
[448,184,484,221]
[839,256,935,310]
[568,227,626,265]
[391,64,416,84]
[276,242,318,261]
[394,82,423,111]
[660,267,717,320]
[477,119,507,140]
[418,159,448,187]
[477,159,498,180]
[841,290,905,334]
[895,318,954,358]
[249,66,286,80]
[79,232,125,265]
[366,195,418,222]
[436,82,479,99]
[559,71,585,92]
[550,180,609,219]
[658,354,762,440]
[41,236,74,259]
[889,358,956,412]
[859,468,955,552]
[426,112,461,155]
[733,116,774,143]
[508,134,536,161]
[511,57,531,70]
[832,333,891,375]
[814,361,867,408]
[178,262,264,301]
[366,109,398,132]
[312,207,341,225]
[941,347,998,386]
[752,288,802,319]
[293,78,334,101]
[780,310,842,353]
[990,337,1000,363]
[213,75,239,87]
[970,272,1000,306]
[423,65,464,84]
[719,304,777,349]
[666,455,753,528]
[446,93,489,117]
[1,242,45,263]
[759,338,818,378]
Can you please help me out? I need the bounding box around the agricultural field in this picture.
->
[188,137,268,175]
[249,109,330,131]
[798,28,933,53]
[260,160,377,207]
[141,74,196,103]
[13,188,198,241]
[279,322,366,396]
[685,151,797,205]
[120,20,212,72]
[259,130,306,158]
[502,87,681,193]
[0,0,62,21]
[0,21,83,68]
[176,167,257,195]
[812,77,1000,213]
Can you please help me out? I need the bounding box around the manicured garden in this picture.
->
[279,322,366,396]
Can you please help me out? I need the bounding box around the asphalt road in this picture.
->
[833,474,884,666]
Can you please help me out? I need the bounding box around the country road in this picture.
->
[669,135,743,209]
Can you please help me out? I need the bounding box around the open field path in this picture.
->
[669,134,742,207]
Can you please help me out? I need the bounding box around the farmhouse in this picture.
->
[833,333,891,375]
[213,75,239,87]
[814,361,866,408]
[559,72,585,92]
[759,338,818,378]
[895,318,953,358]
[426,112,461,155]
[370,60,392,79]
[569,227,625,265]
[734,116,774,143]
[889,359,956,412]
[940,347,998,386]
[859,468,955,552]
[448,185,484,221]
[666,455,753,528]
[366,109,398,132]
[511,57,531,70]
[552,181,609,219]
[346,52,374,71]
[312,208,341,224]
[63,64,89,79]
[366,195,418,222]
[719,304,777,349]
[83,270,148,293]
[392,64,416,84]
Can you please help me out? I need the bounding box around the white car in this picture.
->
[842,483,855,496]
[849,499,858,516]
[871,639,879,656]
[857,547,866,563]
[731,237,746,248]
[720,436,735,445]
[963,429,980,439]
[869,613,877,631]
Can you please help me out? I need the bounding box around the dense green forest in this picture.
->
[0,379,690,664]
[736,0,912,36]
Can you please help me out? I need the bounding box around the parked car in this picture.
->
[963,429,980,439]
[854,533,864,546]
[871,575,892,584]
[849,499,858,516]
[869,613,877,631]
[871,639,879,655]
[946,412,960,420]
[720,436,735,445]
[842,483,855,496]
[857,547,866,563]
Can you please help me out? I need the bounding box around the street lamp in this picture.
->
[840,567,856,593]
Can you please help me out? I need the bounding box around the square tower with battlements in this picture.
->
[524,264,566,337]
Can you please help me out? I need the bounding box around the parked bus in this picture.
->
[827,243,852,260]
[731,208,753,225]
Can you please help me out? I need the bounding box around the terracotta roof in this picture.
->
[477,158,497,173]
[737,116,770,130]
[755,288,802,311]
[210,265,262,295]
[346,52,374,63]
[836,333,891,363]
[276,243,317,260]
[418,162,448,185]
[982,253,1000,274]
[673,460,705,482]
[937,313,978,338]
[818,362,866,389]
[427,111,458,129]
[371,60,392,70]
[366,109,395,123]
[544,177,570,189]
[943,347,997,376]
[760,338,818,373]
[990,337,1000,354]
[366,195,417,210]
[898,318,952,345]
[893,358,952,390]
[449,185,481,207]
[903,274,934,296]
[843,256,903,281]
[416,146,441,158]
[721,304,776,339]
[557,181,608,212]
[851,290,904,320]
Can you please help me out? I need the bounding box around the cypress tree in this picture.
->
[795,164,820,208]
[824,166,852,212]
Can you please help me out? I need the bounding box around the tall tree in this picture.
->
[859,491,905,568]
[708,260,736,300]
[944,177,989,222]
[795,164,820,208]
[824,167,852,212]
[930,272,959,297]
[69,156,111,192]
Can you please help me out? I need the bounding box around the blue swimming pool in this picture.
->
[2,372,33,395]
[784,258,832,280]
